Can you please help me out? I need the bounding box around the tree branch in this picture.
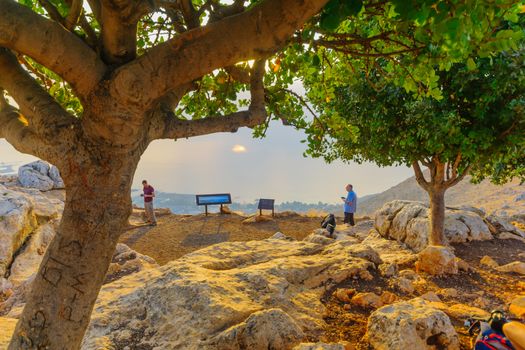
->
[443,152,469,188]
[0,0,106,98]
[78,13,99,48]
[412,161,430,192]
[37,0,64,23]
[98,0,154,64]
[151,60,267,140]
[111,0,329,109]
[0,49,77,140]
[65,0,83,31]
[180,0,200,29]
[444,164,470,189]
[0,93,63,164]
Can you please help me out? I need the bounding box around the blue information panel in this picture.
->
[196,193,232,206]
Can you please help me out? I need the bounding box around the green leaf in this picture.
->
[466,58,477,71]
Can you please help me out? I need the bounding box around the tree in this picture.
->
[304,50,525,246]
[0,0,522,348]
[0,0,330,348]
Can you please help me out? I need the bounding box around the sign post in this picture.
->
[258,198,275,217]
[196,193,232,216]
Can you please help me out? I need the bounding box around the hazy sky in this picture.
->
[0,121,413,204]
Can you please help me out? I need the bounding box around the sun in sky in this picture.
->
[232,144,247,153]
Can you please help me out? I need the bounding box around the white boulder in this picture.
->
[18,161,64,191]
[367,298,459,350]
[374,201,493,252]
[7,221,57,287]
[0,184,63,278]
[0,186,38,277]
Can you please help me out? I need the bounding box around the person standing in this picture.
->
[141,180,157,226]
[342,184,357,226]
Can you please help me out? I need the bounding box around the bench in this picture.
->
[258,198,275,217]
[196,193,232,216]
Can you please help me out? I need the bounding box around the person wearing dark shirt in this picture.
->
[141,180,157,226]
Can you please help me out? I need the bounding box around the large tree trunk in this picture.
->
[8,153,139,350]
[428,186,446,246]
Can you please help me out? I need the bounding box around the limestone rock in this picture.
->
[8,221,57,287]
[375,201,494,252]
[334,288,355,304]
[456,205,486,217]
[271,232,288,240]
[379,291,397,305]
[439,288,458,299]
[242,215,273,224]
[456,258,472,272]
[82,238,380,349]
[391,277,415,294]
[498,231,525,242]
[207,308,305,349]
[0,276,33,317]
[378,263,398,277]
[361,231,417,266]
[509,296,525,318]
[293,343,346,350]
[18,161,64,191]
[446,304,490,320]
[0,317,18,349]
[105,243,159,284]
[416,246,458,275]
[12,187,64,220]
[496,261,525,275]
[303,231,335,245]
[486,214,525,238]
[420,292,441,302]
[374,200,415,237]
[480,256,499,268]
[0,187,38,277]
[351,292,383,309]
[367,298,460,350]
[220,205,232,215]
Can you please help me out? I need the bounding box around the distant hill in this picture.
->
[358,175,525,218]
[131,190,341,215]
[132,175,524,218]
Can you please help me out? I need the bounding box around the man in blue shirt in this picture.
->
[342,184,357,226]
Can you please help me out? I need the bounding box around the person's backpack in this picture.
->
[321,214,336,237]
[475,330,515,350]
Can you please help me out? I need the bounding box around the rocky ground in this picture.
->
[1,162,524,350]
[122,208,325,264]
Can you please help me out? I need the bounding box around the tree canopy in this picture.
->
[263,0,525,133]
[304,50,525,179]
[301,48,525,244]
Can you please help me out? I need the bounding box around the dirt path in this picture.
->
[120,212,324,265]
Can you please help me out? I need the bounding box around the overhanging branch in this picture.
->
[111,0,329,109]
[151,60,267,140]
[0,0,106,97]
[0,49,77,140]
[0,93,62,164]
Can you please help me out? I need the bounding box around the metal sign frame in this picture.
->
[196,193,232,215]
[257,198,275,216]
